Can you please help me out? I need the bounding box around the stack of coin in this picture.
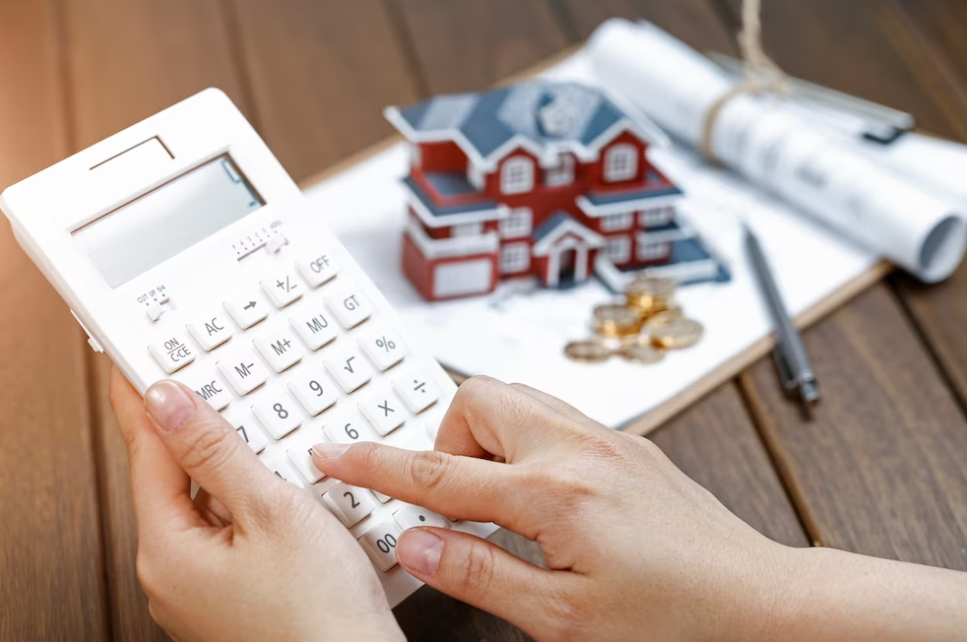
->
[564,276,706,365]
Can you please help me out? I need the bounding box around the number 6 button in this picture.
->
[358,521,405,572]
[321,483,376,527]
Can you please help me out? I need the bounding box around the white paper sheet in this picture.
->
[302,48,900,428]
[589,19,967,283]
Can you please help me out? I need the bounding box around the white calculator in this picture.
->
[0,88,496,607]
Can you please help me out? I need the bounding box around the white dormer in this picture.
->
[538,99,577,137]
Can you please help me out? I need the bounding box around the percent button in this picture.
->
[362,326,406,371]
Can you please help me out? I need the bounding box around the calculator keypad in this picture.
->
[146,245,476,588]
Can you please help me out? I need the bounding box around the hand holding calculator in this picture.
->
[0,89,495,607]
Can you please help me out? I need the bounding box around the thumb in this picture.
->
[144,380,276,518]
[396,528,580,638]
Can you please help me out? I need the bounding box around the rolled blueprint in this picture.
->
[588,19,967,282]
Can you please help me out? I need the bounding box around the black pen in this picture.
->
[744,224,820,416]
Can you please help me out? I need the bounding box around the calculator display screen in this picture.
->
[73,154,264,288]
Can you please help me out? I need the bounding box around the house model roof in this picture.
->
[386,82,655,169]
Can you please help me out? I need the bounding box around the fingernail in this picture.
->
[144,381,196,432]
[311,443,351,461]
[397,529,444,576]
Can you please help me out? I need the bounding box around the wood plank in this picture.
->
[229,0,421,182]
[62,0,251,149]
[0,1,109,639]
[554,0,736,53]
[61,2,251,638]
[392,0,570,94]
[742,285,967,567]
[718,0,967,141]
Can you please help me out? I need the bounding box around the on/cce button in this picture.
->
[148,331,196,374]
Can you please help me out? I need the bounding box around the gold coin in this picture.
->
[625,277,677,312]
[650,318,704,350]
[618,341,667,365]
[644,307,685,327]
[593,304,643,337]
[564,339,612,363]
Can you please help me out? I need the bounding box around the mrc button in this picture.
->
[149,331,197,374]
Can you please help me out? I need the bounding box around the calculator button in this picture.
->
[187,312,235,351]
[327,285,372,329]
[286,432,327,485]
[288,369,340,416]
[217,347,270,396]
[261,271,303,308]
[252,389,304,439]
[358,522,404,572]
[359,326,406,371]
[359,389,407,437]
[323,409,378,445]
[297,252,339,287]
[263,455,305,489]
[148,332,196,374]
[222,409,268,454]
[373,491,393,504]
[325,345,375,393]
[289,308,339,351]
[253,326,306,372]
[225,291,270,329]
[393,371,442,414]
[321,483,376,527]
[180,370,232,412]
[394,505,448,530]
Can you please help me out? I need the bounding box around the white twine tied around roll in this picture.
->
[701,0,790,161]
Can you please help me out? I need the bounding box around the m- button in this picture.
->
[148,331,196,374]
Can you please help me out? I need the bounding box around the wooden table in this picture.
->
[2,1,967,640]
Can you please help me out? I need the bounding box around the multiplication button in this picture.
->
[148,331,196,374]
[359,389,407,437]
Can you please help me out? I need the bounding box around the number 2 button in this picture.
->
[321,483,375,527]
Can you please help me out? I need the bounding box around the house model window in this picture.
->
[604,144,638,182]
[453,222,484,237]
[600,211,633,232]
[501,157,535,194]
[500,241,531,273]
[545,155,575,187]
[604,236,632,263]
[639,206,672,227]
[637,241,668,261]
[500,207,533,238]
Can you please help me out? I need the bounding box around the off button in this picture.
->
[149,331,197,374]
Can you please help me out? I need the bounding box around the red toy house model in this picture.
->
[385,82,688,301]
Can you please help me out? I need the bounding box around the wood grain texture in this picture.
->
[0,2,110,640]
[718,0,965,141]
[553,0,735,53]
[744,285,967,567]
[61,2,251,639]
[229,0,420,182]
[392,0,570,94]
[61,0,250,150]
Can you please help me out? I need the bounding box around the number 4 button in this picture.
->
[393,371,441,414]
